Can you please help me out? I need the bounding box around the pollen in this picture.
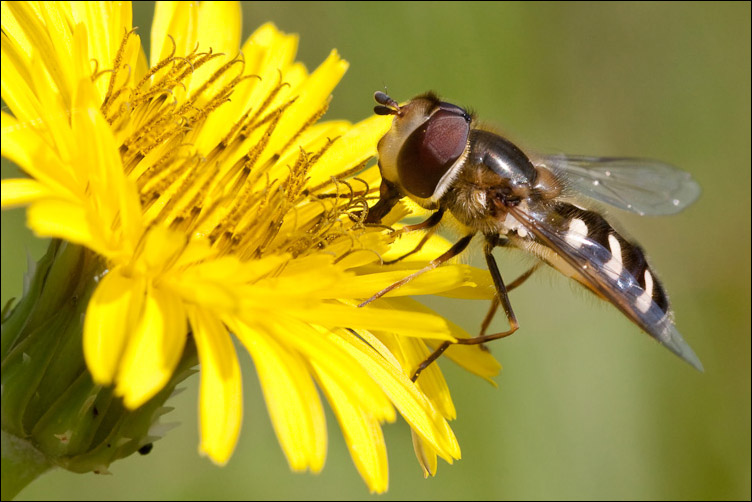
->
[91,30,362,263]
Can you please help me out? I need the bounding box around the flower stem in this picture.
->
[1,429,53,500]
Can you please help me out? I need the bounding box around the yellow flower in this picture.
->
[1,1,500,493]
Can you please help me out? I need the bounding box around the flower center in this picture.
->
[92,31,372,268]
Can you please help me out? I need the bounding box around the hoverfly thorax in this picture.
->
[363,91,702,378]
[374,91,472,206]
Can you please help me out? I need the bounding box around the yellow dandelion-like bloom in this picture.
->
[1,1,500,494]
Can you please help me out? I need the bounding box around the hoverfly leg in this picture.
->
[464,240,520,343]
[411,240,530,382]
[411,340,453,382]
[479,262,541,336]
[478,297,501,338]
[401,207,445,232]
[383,208,445,265]
[508,262,541,291]
[358,233,474,308]
[364,179,402,224]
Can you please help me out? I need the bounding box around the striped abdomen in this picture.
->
[505,200,702,369]
[510,201,673,337]
[554,202,669,314]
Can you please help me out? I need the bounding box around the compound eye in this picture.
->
[397,109,470,198]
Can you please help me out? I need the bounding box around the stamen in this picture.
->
[101,28,139,116]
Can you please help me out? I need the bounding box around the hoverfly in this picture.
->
[360,91,702,380]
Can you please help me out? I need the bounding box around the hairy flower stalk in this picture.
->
[1,1,500,495]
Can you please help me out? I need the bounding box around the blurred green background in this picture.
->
[3,1,749,500]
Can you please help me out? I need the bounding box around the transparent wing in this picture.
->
[542,154,701,216]
[507,204,703,371]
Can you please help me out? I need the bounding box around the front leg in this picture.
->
[358,233,474,308]
[383,208,446,265]
[364,178,402,224]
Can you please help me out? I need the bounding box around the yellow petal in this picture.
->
[188,306,243,465]
[283,302,455,341]
[36,3,76,100]
[376,329,456,421]
[185,1,242,93]
[314,366,389,493]
[334,329,461,463]
[261,120,353,187]
[115,285,187,409]
[1,112,79,200]
[69,1,129,87]
[26,199,95,249]
[0,178,55,208]
[150,1,199,65]
[139,225,187,271]
[1,31,42,126]
[273,319,395,421]
[308,114,394,187]
[435,265,496,300]
[27,53,76,162]
[172,253,292,313]
[5,1,73,104]
[0,1,33,58]
[196,1,241,57]
[84,269,147,385]
[264,50,349,157]
[242,22,299,98]
[230,319,327,472]
[71,80,143,252]
[411,428,438,478]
